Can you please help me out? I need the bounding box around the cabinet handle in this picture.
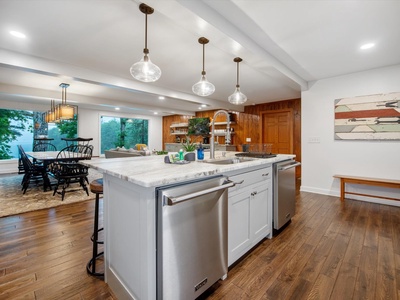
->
[262,173,269,176]
[166,179,235,205]
[251,191,258,196]
[231,179,244,185]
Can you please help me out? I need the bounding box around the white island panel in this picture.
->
[104,174,157,300]
[82,153,294,299]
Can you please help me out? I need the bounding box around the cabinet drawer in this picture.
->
[228,167,271,192]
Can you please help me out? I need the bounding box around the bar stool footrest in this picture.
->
[90,227,104,244]
[86,251,104,277]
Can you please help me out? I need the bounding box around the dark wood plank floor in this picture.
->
[1,192,399,299]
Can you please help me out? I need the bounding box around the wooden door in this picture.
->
[261,109,293,154]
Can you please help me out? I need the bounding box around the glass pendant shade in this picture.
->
[228,57,247,105]
[193,37,214,97]
[131,4,161,83]
[130,54,161,82]
[192,75,215,97]
[228,87,247,105]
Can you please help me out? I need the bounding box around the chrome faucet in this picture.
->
[210,110,231,159]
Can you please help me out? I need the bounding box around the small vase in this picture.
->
[184,152,196,161]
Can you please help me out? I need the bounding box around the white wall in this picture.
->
[301,64,400,206]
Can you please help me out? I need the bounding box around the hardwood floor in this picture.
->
[1,192,399,299]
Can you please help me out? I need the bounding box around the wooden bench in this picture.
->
[333,175,400,202]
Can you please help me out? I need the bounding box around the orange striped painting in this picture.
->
[334,92,400,140]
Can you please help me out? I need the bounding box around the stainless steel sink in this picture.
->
[202,157,256,165]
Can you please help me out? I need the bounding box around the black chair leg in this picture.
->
[79,177,89,196]
[22,174,31,194]
[61,181,68,201]
[87,192,104,277]
[53,182,59,196]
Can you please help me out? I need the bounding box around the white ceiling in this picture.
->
[0,0,399,116]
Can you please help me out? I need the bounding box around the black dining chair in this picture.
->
[18,145,48,194]
[48,144,93,201]
[17,145,25,174]
[33,142,57,152]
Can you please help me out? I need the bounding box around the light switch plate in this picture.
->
[308,137,320,143]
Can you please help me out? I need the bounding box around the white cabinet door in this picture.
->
[250,181,271,245]
[228,188,252,266]
[227,167,272,266]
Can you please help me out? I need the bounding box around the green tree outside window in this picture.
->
[100,116,148,153]
[0,109,32,159]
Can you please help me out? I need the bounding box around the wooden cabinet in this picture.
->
[227,166,272,266]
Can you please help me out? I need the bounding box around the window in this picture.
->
[100,116,148,154]
[0,108,77,160]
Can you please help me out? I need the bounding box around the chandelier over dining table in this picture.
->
[43,83,78,123]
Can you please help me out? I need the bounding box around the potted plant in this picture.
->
[182,136,196,161]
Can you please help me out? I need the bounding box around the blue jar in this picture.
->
[197,143,204,160]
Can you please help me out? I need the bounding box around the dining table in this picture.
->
[25,151,90,191]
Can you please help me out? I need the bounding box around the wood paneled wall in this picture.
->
[162,98,301,176]
[163,110,241,145]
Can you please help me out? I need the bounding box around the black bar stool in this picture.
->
[86,178,104,277]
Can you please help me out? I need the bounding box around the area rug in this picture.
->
[0,169,103,218]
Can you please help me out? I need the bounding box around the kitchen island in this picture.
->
[82,152,293,299]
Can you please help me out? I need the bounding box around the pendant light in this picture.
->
[130,3,161,83]
[228,57,247,105]
[192,37,215,97]
[43,99,56,123]
[56,83,77,121]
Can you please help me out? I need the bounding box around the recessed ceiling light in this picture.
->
[198,107,202,110]
[154,112,158,115]
[158,96,165,100]
[9,30,26,39]
[360,43,375,50]
[201,104,207,107]
[115,107,120,110]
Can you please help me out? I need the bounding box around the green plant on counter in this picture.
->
[181,136,196,152]
[156,150,168,155]
[169,153,179,163]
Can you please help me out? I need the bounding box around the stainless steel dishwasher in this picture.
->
[273,159,301,231]
[156,176,235,300]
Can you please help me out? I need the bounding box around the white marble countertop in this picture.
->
[82,152,294,188]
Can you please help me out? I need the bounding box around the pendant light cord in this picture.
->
[144,12,148,54]
[236,61,240,88]
[233,57,243,88]
[138,3,154,56]
[202,43,205,75]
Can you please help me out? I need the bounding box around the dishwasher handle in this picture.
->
[278,161,301,171]
[166,179,235,206]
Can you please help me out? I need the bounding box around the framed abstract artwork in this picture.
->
[334,92,400,140]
